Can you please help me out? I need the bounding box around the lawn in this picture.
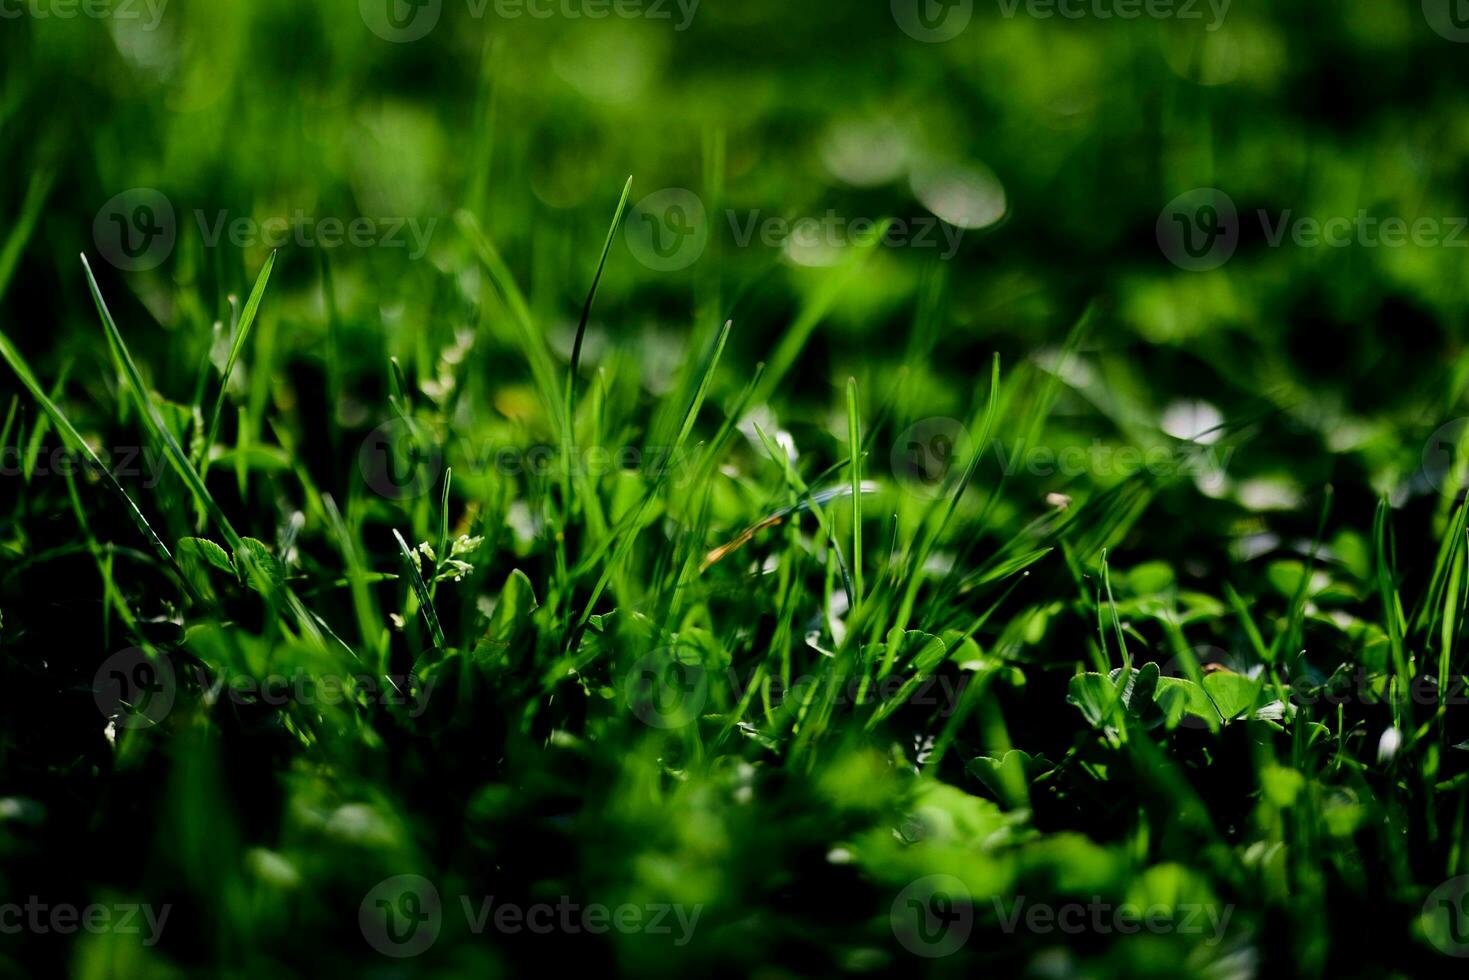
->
[3,1,1469,976]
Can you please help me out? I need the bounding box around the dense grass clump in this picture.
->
[5,2,1469,977]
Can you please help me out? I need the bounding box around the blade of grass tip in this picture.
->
[431,467,453,604]
[201,251,276,478]
[82,254,243,552]
[568,176,632,402]
[559,177,633,548]
[393,528,446,650]
[0,327,176,569]
[847,377,863,616]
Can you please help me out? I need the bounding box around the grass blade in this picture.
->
[201,251,276,474]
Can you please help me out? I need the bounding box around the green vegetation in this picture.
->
[3,1,1469,976]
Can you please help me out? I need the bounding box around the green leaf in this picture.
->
[179,537,235,576]
[1202,671,1260,722]
[473,569,538,669]
[234,537,284,591]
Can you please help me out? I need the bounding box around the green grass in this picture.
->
[5,3,1469,978]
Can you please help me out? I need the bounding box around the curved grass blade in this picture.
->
[393,528,446,649]
[0,328,174,567]
[82,254,245,552]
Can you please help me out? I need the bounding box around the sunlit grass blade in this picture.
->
[82,253,244,552]
[393,528,446,650]
[200,250,276,475]
[0,327,174,568]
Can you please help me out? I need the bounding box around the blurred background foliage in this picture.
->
[3,0,1469,977]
